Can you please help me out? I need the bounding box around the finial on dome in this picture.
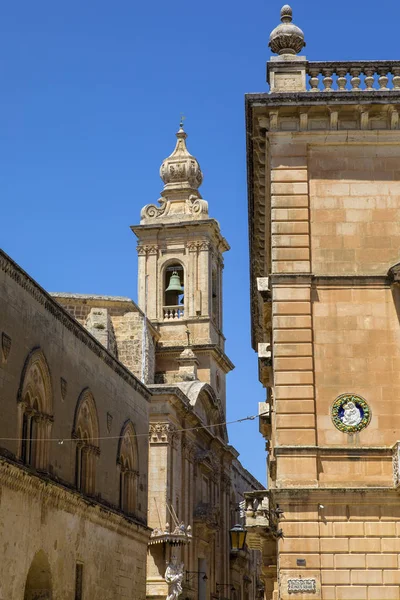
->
[269,4,306,56]
[280,5,293,22]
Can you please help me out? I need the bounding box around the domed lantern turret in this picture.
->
[160,121,203,196]
[140,122,209,223]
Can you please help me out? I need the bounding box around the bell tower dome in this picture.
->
[131,123,233,413]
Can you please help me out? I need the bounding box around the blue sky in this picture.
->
[1,1,399,484]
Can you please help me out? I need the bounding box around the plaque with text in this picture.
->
[288,578,316,594]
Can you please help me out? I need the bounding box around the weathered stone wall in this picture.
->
[0,252,151,599]
[52,295,157,384]
[0,465,149,600]
[310,144,400,275]
[277,491,400,600]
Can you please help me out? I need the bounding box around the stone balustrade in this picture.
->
[244,491,270,526]
[306,61,400,92]
[163,305,184,320]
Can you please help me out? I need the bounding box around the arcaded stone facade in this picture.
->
[0,251,151,600]
[245,6,400,600]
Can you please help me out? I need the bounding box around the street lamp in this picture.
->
[229,524,247,552]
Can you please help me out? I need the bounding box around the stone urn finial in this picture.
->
[269,4,306,56]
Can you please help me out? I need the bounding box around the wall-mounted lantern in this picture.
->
[229,523,247,552]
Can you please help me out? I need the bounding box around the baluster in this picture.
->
[336,68,348,91]
[364,67,375,91]
[308,68,320,92]
[392,67,400,90]
[322,68,333,92]
[378,67,389,90]
[350,67,361,91]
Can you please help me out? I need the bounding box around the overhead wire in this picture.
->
[0,411,268,444]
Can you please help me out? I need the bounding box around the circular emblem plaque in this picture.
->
[331,394,371,433]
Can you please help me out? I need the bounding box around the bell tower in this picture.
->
[131,123,233,413]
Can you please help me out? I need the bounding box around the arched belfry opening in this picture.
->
[164,263,184,319]
[24,550,52,600]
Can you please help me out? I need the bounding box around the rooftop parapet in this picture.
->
[268,59,400,94]
[267,7,400,95]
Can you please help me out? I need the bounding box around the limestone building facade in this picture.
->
[245,5,400,600]
[0,117,263,597]
[0,252,151,600]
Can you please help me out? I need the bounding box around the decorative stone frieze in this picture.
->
[0,456,150,540]
[149,422,175,444]
[149,522,192,546]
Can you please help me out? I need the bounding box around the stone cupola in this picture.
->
[160,122,203,195]
[140,122,208,223]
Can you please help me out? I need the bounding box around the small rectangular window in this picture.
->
[75,562,83,600]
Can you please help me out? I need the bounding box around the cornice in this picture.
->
[131,219,230,253]
[270,273,390,288]
[271,487,398,501]
[155,344,234,372]
[246,96,268,351]
[274,445,392,456]
[0,250,151,401]
[0,455,151,541]
[246,90,400,108]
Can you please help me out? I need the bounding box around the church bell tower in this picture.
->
[131,123,233,413]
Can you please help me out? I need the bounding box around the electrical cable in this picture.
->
[0,412,268,444]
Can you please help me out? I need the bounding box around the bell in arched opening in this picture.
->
[165,271,183,294]
[164,267,184,316]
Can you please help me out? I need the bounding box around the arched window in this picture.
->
[72,389,100,496]
[24,550,52,600]
[163,263,184,320]
[18,348,53,470]
[117,421,138,514]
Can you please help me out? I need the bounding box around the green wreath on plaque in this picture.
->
[331,393,371,433]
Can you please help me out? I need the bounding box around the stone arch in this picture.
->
[159,257,186,320]
[17,348,53,469]
[178,381,228,442]
[72,389,100,495]
[24,550,52,600]
[117,420,139,514]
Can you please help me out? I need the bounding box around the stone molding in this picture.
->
[137,244,159,256]
[0,455,150,541]
[0,250,151,400]
[149,422,176,444]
